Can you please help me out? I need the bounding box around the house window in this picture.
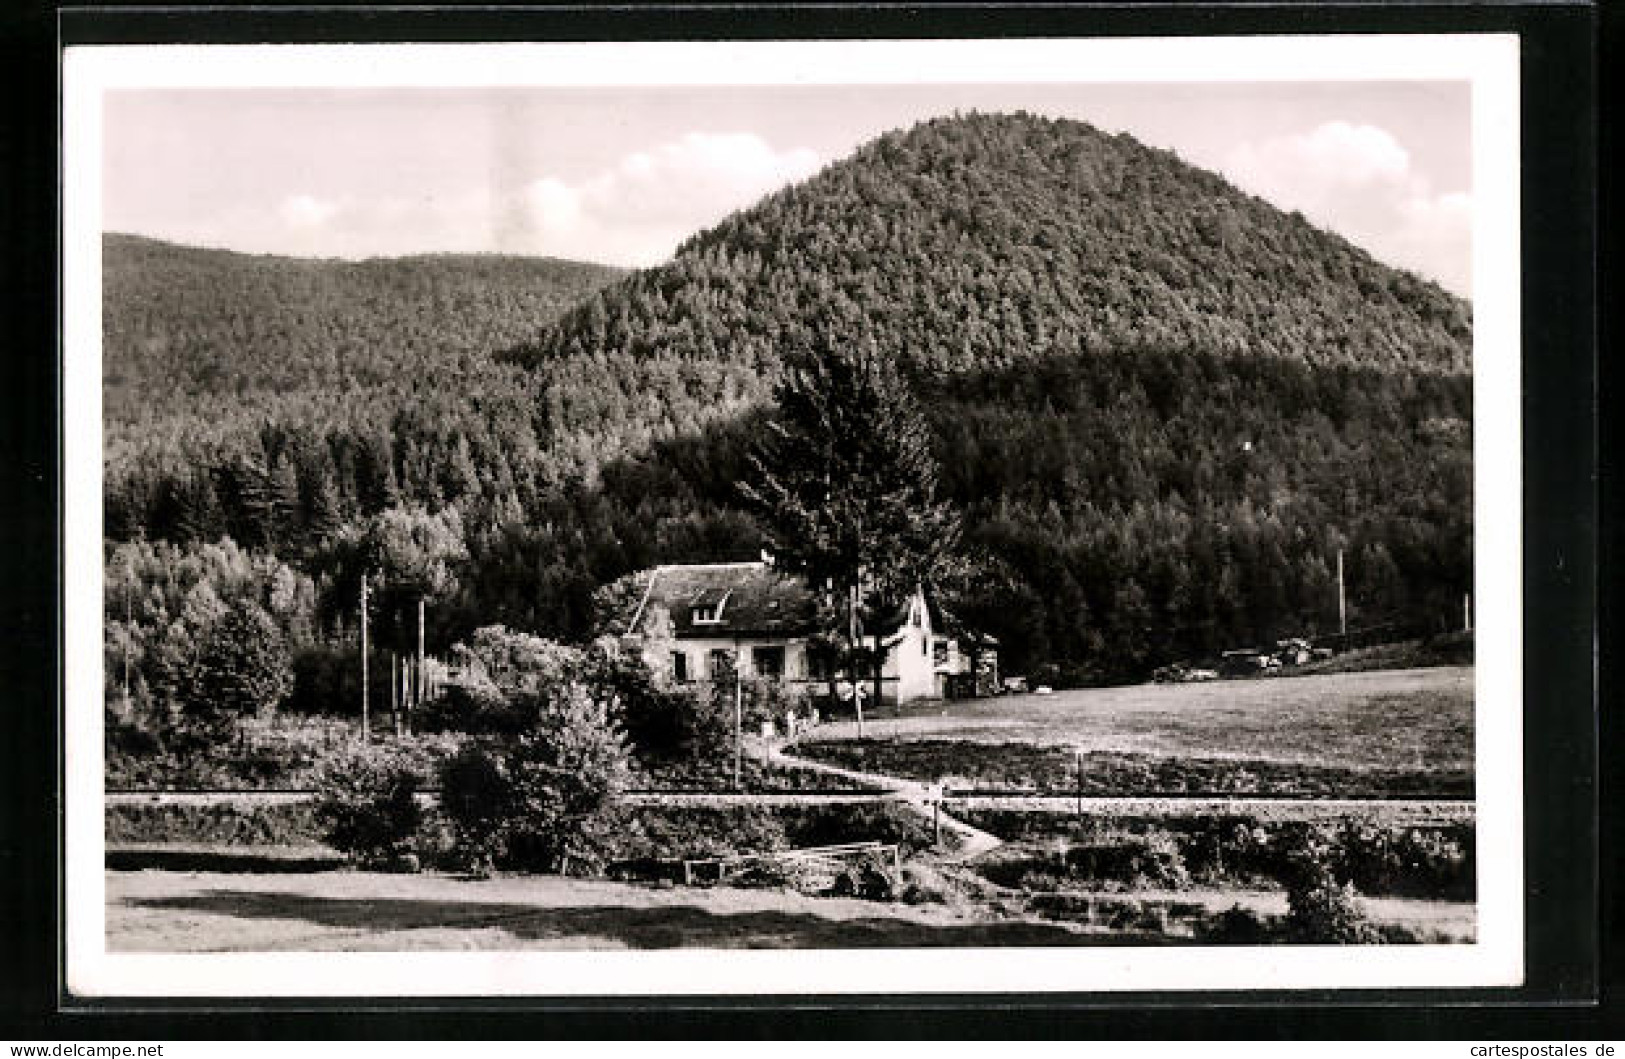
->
[753,645,785,680]
[692,604,722,625]
[933,641,950,667]
[671,651,689,683]
[807,647,835,681]
[708,648,734,679]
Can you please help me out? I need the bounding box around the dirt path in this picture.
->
[763,741,1004,862]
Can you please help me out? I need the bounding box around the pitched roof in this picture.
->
[631,562,821,638]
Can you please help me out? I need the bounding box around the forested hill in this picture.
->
[105,112,1473,692]
[515,111,1467,401]
[102,234,622,475]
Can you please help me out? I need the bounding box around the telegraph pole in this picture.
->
[733,659,743,791]
[849,582,865,738]
[414,595,425,735]
[122,554,132,712]
[359,572,370,742]
[1336,548,1347,636]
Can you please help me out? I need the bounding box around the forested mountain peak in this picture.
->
[516,109,1470,388]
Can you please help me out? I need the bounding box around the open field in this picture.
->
[804,667,1473,782]
[104,867,1474,951]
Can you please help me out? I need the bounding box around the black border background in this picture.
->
[1,1,1608,1039]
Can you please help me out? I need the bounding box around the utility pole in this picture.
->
[1075,746,1084,817]
[359,572,370,742]
[414,595,425,736]
[733,659,743,791]
[849,582,865,738]
[1336,548,1347,636]
[122,554,132,712]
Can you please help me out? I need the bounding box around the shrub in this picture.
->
[423,628,588,735]
[311,744,427,866]
[438,684,634,876]
[1285,875,1381,944]
[1337,820,1474,901]
[1063,833,1191,889]
[1202,904,1275,944]
[621,804,788,862]
[105,801,321,846]
[437,742,513,875]
[780,802,936,854]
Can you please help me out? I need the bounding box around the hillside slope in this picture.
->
[512,112,1467,435]
[102,234,622,477]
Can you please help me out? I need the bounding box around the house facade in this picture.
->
[615,561,996,705]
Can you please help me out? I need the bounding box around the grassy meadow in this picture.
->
[803,667,1473,790]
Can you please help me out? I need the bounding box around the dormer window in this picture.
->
[690,588,731,626]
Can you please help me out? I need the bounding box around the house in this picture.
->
[614,561,996,705]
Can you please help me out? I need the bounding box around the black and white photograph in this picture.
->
[60,35,1527,998]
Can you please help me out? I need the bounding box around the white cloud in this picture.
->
[200,132,821,266]
[514,131,823,265]
[1222,121,1472,296]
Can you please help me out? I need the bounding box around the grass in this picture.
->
[636,753,881,792]
[1280,634,1473,677]
[801,666,1473,783]
[794,741,1470,798]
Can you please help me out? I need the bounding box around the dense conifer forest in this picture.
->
[104,110,1472,719]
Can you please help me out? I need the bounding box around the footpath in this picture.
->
[761,741,1004,862]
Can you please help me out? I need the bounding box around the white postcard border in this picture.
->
[62,34,1523,998]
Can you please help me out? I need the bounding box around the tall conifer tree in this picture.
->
[741,329,958,714]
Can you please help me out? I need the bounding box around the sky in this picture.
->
[103,81,1473,295]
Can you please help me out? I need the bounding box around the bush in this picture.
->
[105,801,321,846]
[438,684,634,876]
[1057,834,1191,889]
[311,744,426,866]
[437,742,513,874]
[422,628,588,735]
[779,802,936,854]
[1201,904,1276,944]
[620,805,789,863]
[1336,819,1474,901]
[1285,875,1380,944]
